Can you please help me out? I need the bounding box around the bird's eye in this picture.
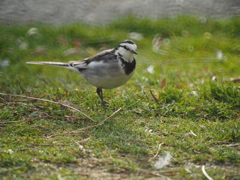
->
[124,46,130,51]
[119,45,131,51]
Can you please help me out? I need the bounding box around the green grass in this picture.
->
[0,15,240,179]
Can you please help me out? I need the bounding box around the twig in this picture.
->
[202,165,214,180]
[0,119,28,124]
[149,89,159,103]
[128,167,172,180]
[47,108,121,138]
[0,92,96,122]
[0,165,27,174]
[47,124,98,138]
[149,143,164,161]
[96,107,121,126]
[224,143,240,147]
[0,119,31,127]
[190,130,197,136]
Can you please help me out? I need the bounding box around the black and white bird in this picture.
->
[26,40,137,106]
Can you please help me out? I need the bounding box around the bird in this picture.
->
[26,40,137,106]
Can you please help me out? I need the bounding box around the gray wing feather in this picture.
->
[84,49,117,64]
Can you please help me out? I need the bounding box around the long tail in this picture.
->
[26,61,87,73]
[26,61,69,67]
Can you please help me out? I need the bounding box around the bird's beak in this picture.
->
[131,50,138,54]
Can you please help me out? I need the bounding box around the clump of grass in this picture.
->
[209,82,240,104]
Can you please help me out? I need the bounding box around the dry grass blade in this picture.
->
[149,143,164,161]
[96,107,122,126]
[0,92,96,123]
[47,125,96,138]
[0,119,27,124]
[149,89,159,103]
[202,165,214,180]
[47,108,122,138]
[0,119,31,127]
[128,167,173,180]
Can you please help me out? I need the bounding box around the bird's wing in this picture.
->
[26,48,116,70]
[84,49,117,64]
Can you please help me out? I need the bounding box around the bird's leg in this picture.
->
[96,88,106,107]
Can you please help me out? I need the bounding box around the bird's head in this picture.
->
[116,40,137,61]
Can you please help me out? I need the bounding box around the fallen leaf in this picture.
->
[160,78,167,89]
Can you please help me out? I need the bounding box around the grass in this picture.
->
[0,15,240,179]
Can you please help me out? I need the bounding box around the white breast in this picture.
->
[79,60,134,89]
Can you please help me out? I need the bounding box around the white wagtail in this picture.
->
[26,40,137,106]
